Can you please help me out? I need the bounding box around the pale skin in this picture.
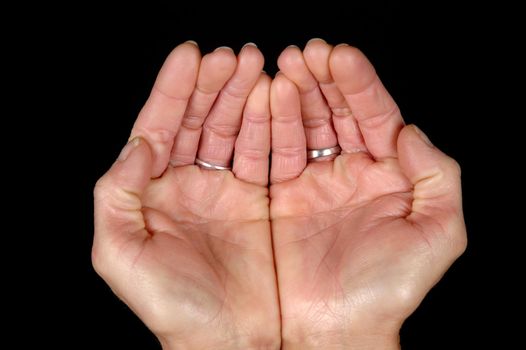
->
[93,39,466,349]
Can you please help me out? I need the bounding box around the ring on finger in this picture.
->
[307,145,342,162]
[195,158,232,170]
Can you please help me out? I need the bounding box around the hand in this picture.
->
[93,42,280,350]
[270,40,467,349]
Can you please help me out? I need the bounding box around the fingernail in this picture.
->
[307,38,326,44]
[243,42,257,48]
[413,125,434,147]
[287,44,300,49]
[118,137,141,161]
[335,43,350,48]
[214,46,234,52]
[185,40,198,46]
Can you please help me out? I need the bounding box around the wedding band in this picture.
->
[195,158,231,170]
[307,145,342,161]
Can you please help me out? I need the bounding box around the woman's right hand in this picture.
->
[92,42,280,350]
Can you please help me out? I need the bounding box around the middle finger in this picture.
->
[197,43,264,168]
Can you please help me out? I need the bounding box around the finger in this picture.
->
[270,73,307,184]
[398,125,467,259]
[277,45,338,150]
[329,45,404,159]
[197,43,265,167]
[303,39,367,153]
[131,41,200,177]
[169,47,237,166]
[93,137,152,250]
[233,74,271,186]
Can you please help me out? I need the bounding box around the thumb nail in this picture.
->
[413,125,434,147]
[118,137,141,161]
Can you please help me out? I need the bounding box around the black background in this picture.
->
[22,2,513,349]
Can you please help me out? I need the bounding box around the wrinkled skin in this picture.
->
[270,40,466,349]
[93,42,280,349]
[93,40,466,350]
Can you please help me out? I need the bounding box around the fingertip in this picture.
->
[174,40,201,57]
[247,74,271,108]
[329,45,369,75]
[304,39,333,82]
[107,137,153,191]
[256,73,272,90]
[240,43,265,68]
[207,46,237,64]
[259,71,271,81]
[329,45,380,99]
[248,73,272,100]
[304,38,331,55]
[214,45,234,53]
[120,136,153,167]
[156,42,201,97]
[277,45,304,71]
[242,42,258,48]
[201,47,237,84]
[271,74,298,103]
[306,37,327,45]
[118,137,141,162]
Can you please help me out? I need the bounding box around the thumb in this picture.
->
[94,137,153,244]
[398,125,467,258]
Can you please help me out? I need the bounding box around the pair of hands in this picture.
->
[93,39,466,349]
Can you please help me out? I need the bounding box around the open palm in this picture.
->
[93,42,280,349]
[93,40,466,350]
[270,41,466,348]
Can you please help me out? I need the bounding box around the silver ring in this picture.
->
[195,158,231,170]
[307,145,342,161]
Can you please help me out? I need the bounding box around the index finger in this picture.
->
[131,41,201,176]
[329,45,404,159]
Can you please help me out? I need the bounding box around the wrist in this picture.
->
[160,336,281,350]
[282,323,401,350]
[283,334,400,350]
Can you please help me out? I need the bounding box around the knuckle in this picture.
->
[445,157,462,177]
[146,128,176,144]
[132,126,175,145]
[204,123,239,138]
[93,176,110,199]
[436,156,462,183]
[271,175,295,183]
[182,114,205,130]
[91,244,109,279]
[236,148,268,161]
[243,112,270,124]
[222,84,249,100]
[272,146,305,157]
[450,226,468,258]
[358,106,400,128]
[331,106,353,118]
[302,116,332,128]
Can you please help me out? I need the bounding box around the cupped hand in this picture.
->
[270,40,467,349]
[93,42,280,350]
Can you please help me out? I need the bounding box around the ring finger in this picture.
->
[277,44,338,155]
[197,43,264,168]
[303,39,367,154]
[169,47,237,166]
